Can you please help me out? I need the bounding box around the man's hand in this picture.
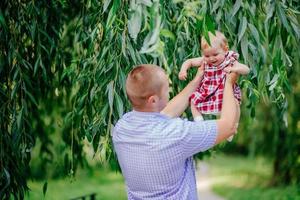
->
[226,71,239,85]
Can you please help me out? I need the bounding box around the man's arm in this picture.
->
[161,65,204,118]
[179,57,204,80]
[215,73,239,144]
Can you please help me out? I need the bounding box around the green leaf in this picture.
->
[25,90,38,107]
[0,168,10,196]
[100,104,109,122]
[103,0,112,13]
[277,3,292,34]
[268,74,279,91]
[241,35,248,63]
[78,93,88,108]
[290,20,300,39]
[127,42,137,64]
[118,70,127,97]
[107,81,114,110]
[128,5,142,41]
[283,78,292,93]
[205,15,216,33]
[248,23,260,45]
[11,83,19,100]
[203,27,211,46]
[231,0,242,19]
[43,181,48,196]
[140,0,153,7]
[121,30,127,57]
[0,10,8,31]
[211,0,222,13]
[106,0,121,28]
[17,107,24,130]
[273,50,282,72]
[259,44,267,64]
[238,17,247,42]
[160,29,176,41]
[33,55,41,76]
[147,16,161,47]
[114,92,124,118]
[196,17,203,34]
[266,1,275,23]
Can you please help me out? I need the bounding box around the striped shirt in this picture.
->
[112,110,217,200]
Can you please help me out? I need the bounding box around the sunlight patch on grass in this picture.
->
[205,153,300,200]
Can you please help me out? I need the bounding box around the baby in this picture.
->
[179,31,250,141]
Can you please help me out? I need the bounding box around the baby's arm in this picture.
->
[179,57,204,80]
[225,62,250,75]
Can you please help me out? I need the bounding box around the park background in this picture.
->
[0,0,299,199]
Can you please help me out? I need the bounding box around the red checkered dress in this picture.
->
[190,51,242,115]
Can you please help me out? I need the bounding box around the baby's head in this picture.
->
[126,64,169,112]
[201,31,229,66]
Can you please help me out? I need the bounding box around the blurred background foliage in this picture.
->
[0,0,299,199]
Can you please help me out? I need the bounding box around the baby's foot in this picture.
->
[194,115,204,121]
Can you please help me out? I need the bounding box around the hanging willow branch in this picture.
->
[0,0,299,198]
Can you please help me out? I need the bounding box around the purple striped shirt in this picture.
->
[112,110,217,200]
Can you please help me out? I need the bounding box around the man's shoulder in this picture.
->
[113,112,188,138]
[113,112,132,130]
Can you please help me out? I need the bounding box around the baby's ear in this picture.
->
[222,44,229,51]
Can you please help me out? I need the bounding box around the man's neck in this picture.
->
[133,106,161,113]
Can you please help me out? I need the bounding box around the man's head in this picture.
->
[126,64,169,112]
[201,31,229,66]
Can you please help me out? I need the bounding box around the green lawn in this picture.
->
[26,154,300,200]
[206,153,300,200]
[26,167,127,200]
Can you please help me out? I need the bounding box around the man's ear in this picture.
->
[147,95,158,104]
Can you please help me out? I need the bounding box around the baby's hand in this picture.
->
[226,72,239,85]
[179,69,188,80]
[224,66,237,74]
[224,62,250,75]
[179,61,190,80]
[179,57,204,80]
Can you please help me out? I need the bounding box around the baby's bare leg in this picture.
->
[191,103,204,121]
[194,114,204,121]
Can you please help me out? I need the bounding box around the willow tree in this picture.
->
[0,0,84,198]
[1,0,299,199]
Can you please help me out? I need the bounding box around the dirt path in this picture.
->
[196,162,225,200]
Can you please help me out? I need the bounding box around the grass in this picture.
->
[25,154,300,200]
[205,153,300,200]
[25,167,126,200]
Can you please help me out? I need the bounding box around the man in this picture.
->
[113,64,238,199]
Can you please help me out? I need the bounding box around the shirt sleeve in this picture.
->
[179,119,218,158]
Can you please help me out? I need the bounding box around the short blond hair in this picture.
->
[126,64,166,109]
[201,31,228,51]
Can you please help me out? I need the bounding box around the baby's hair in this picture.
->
[201,31,228,51]
[126,64,165,109]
